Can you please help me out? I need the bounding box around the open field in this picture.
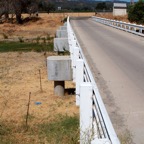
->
[0,13,95,42]
[0,13,79,143]
[0,13,63,41]
[0,51,79,143]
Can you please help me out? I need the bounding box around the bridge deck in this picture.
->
[71,18,144,144]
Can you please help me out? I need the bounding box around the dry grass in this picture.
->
[0,12,95,41]
[0,52,78,123]
[96,13,129,23]
[0,52,79,143]
[0,13,64,41]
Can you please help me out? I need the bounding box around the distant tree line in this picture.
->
[54,1,113,12]
[0,0,55,24]
[0,0,114,24]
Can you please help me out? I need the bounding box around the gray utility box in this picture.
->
[47,56,72,81]
[54,38,69,52]
[59,26,67,30]
[56,30,68,38]
[47,56,72,96]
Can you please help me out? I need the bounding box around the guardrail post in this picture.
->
[73,47,80,82]
[67,17,121,144]
[139,26,143,33]
[80,82,93,144]
[76,59,84,106]
[69,40,77,54]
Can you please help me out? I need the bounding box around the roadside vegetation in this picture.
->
[0,41,53,52]
[0,114,79,144]
[128,0,144,24]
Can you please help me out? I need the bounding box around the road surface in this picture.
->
[71,18,144,144]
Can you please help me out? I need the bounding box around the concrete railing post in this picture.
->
[76,59,84,106]
[91,138,111,144]
[47,56,72,96]
[54,81,65,96]
[80,82,93,144]
[72,47,80,82]
[69,40,77,54]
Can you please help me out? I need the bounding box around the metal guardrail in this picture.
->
[92,16,144,37]
[67,17,120,144]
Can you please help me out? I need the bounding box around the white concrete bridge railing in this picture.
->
[67,17,120,144]
[92,16,144,37]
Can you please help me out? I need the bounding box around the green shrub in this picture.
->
[128,1,144,24]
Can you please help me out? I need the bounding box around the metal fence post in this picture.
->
[76,59,84,106]
[80,82,93,144]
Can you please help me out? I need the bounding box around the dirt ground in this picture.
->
[0,51,78,125]
[0,13,65,41]
[0,13,79,126]
[0,13,95,41]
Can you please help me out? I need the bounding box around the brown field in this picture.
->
[0,13,95,41]
[0,13,79,143]
[0,13,79,120]
[96,13,129,23]
[0,52,78,123]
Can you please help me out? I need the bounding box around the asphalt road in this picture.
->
[71,18,144,144]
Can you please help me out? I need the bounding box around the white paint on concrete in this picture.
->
[47,56,72,81]
[80,82,93,144]
[76,59,84,106]
[54,38,69,51]
[56,30,68,38]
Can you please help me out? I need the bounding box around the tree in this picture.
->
[128,0,144,24]
[0,0,56,23]
[96,2,107,11]
[0,0,39,24]
[39,0,55,14]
